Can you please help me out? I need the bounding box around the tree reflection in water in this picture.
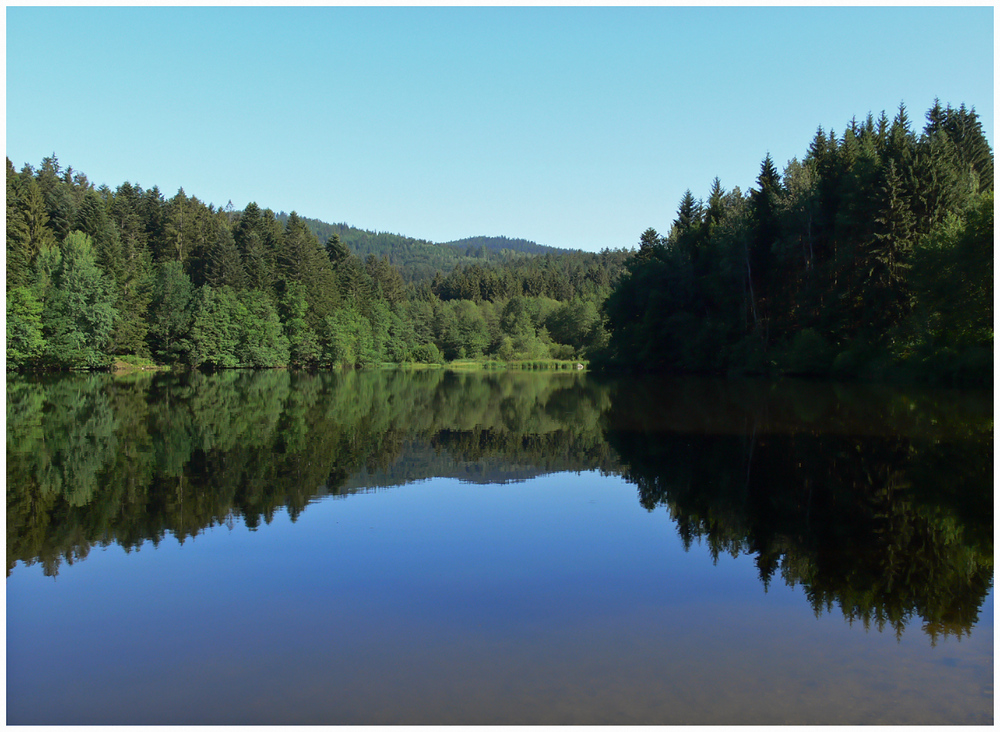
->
[602,376,993,643]
[6,370,992,641]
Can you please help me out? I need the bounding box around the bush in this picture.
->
[411,342,444,364]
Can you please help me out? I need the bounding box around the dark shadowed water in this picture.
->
[6,369,993,724]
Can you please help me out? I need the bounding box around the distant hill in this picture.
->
[275,213,572,284]
[439,235,559,257]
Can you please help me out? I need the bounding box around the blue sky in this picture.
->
[6,6,994,252]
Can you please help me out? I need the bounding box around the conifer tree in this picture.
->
[6,159,32,289]
[207,222,247,290]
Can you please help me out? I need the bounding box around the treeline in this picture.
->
[6,156,625,370]
[441,235,558,257]
[599,101,993,384]
[8,100,990,380]
[277,213,561,284]
[431,249,631,302]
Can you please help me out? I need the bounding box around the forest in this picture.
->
[5,100,992,383]
[599,101,992,384]
[276,213,563,283]
[5,155,628,370]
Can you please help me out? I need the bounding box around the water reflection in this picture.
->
[603,376,993,643]
[6,370,992,641]
[6,370,614,575]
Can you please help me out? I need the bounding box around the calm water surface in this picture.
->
[6,370,993,724]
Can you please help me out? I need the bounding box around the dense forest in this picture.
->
[599,101,993,384]
[274,213,563,283]
[6,155,627,370]
[6,100,992,383]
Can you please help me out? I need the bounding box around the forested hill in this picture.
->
[440,235,558,256]
[6,99,990,383]
[275,213,567,283]
[6,153,627,371]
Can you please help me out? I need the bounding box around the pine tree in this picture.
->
[705,178,726,228]
[865,159,917,334]
[17,174,57,262]
[325,232,350,265]
[75,190,123,285]
[207,222,247,290]
[35,155,76,242]
[747,153,783,329]
[280,212,340,329]
[637,228,661,261]
[6,159,32,289]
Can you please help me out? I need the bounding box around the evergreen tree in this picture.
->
[40,232,117,368]
[237,289,290,367]
[35,155,76,242]
[189,285,243,368]
[637,227,661,261]
[6,159,32,289]
[148,261,196,363]
[16,173,58,263]
[207,221,247,290]
[704,177,727,229]
[279,212,340,328]
[325,232,351,266]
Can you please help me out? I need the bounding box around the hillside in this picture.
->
[275,212,572,283]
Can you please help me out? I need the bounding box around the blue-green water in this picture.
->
[6,370,993,724]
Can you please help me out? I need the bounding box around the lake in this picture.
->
[6,369,993,724]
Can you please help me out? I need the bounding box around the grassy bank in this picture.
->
[446,358,587,371]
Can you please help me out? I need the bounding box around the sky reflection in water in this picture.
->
[6,371,993,724]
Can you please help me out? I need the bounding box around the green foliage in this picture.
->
[324,305,375,368]
[6,370,991,647]
[189,286,243,368]
[7,159,33,289]
[148,261,196,363]
[279,212,562,284]
[279,211,339,327]
[7,154,630,373]
[438,299,491,360]
[190,285,289,368]
[280,281,322,367]
[900,191,993,383]
[6,286,45,367]
[600,102,993,383]
[39,232,118,369]
[238,289,290,367]
[411,342,444,364]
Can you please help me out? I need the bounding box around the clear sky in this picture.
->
[6,6,994,253]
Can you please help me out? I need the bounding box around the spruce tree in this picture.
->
[6,159,32,289]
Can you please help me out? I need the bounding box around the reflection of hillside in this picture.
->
[336,428,621,494]
[603,375,992,440]
[604,377,993,643]
[6,371,992,643]
[6,369,615,576]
